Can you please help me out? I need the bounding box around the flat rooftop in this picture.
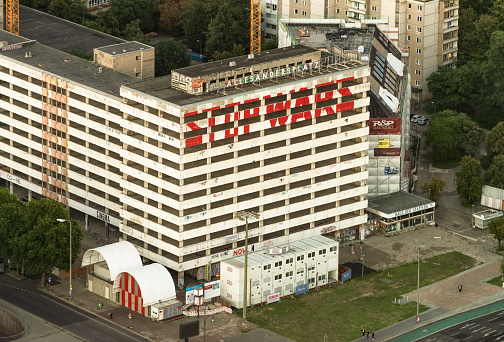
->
[95,41,154,55]
[367,191,434,217]
[0,32,138,98]
[19,5,125,54]
[287,24,375,56]
[175,45,319,78]
[126,51,367,108]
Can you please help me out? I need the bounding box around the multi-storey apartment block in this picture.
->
[269,0,457,102]
[0,27,371,285]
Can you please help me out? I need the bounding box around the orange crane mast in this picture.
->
[6,0,20,35]
[250,0,261,54]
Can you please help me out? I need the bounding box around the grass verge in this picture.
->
[246,252,476,342]
[486,276,503,287]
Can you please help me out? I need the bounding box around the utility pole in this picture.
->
[416,239,420,322]
[234,211,260,331]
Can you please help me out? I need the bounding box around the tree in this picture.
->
[205,0,249,59]
[456,155,484,203]
[155,40,191,77]
[457,14,499,66]
[0,188,24,258]
[70,48,93,60]
[485,121,504,157]
[122,20,150,44]
[421,176,446,202]
[110,0,161,32]
[159,0,188,33]
[423,110,483,162]
[181,0,221,52]
[212,43,246,61]
[485,155,504,188]
[262,38,278,51]
[427,63,480,115]
[10,198,84,286]
[488,217,504,250]
[48,0,73,20]
[95,10,121,36]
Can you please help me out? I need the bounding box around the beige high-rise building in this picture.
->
[266,0,458,102]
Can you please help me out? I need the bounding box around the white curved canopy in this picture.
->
[82,241,142,280]
[114,263,176,306]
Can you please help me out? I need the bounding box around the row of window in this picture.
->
[408,4,423,11]
[407,14,422,22]
[406,25,422,33]
[263,249,332,270]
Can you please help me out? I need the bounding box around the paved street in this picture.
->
[417,308,504,342]
[0,274,148,342]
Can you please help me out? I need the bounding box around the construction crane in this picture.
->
[250,0,261,54]
[6,0,20,35]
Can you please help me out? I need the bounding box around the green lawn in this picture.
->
[486,276,503,287]
[245,252,476,342]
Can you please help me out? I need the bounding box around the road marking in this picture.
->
[468,324,480,330]
[1,281,145,341]
[485,330,497,336]
[488,317,499,322]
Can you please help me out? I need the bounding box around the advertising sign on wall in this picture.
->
[185,284,203,305]
[374,148,401,157]
[368,118,401,135]
[203,280,220,300]
[295,284,309,295]
[384,167,399,175]
[267,293,281,304]
[378,139,390,148]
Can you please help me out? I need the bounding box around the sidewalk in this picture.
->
[34,274,251,342]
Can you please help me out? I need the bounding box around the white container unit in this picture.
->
[220,236,339,309]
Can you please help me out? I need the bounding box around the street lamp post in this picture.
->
[234,211,260,331]
[197,39,202,61]
[431,101,436,114]
[57,218,72,300]
[204,315,214,342]
[471,204,475,228]
[416,239,421,322]
[361,255,365,277]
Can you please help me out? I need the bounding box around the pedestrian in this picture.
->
[458,284,462,293]
[367,331,369,339]
[362,329,365,338]
[372,332,375,340]
[108,312,113,319]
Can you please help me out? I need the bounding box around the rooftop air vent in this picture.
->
[98,67,103,74]
[112,51,116,55]
[123,49,126,53]
[229,61,236,67]
[248,54,254,59]
[25,52,32,58]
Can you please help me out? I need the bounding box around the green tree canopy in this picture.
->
[212,43,246,61]
[181,0,220,52]
[159,0,188,33]
[485,155,504,188]
[485,121,504,157]
[121,20,150,44]
[421,176,446,202]
[110,0,161,32]
[155,40,191,77]
[262,38,278,51]
[205,0,249,59]
[455,155,484,203]
[488,216,504,250]
[0,188,84,285]
[457,14,499,66]
[422,110,483,162]
[48,0,73,20]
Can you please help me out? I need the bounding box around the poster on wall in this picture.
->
[374,148,401,156]
[185,284,203,305]
[384,167,399,175]
[203,280,220,300]
[368,118,401,135]
[378,139,390,148]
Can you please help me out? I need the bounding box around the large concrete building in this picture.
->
[264,0,458,102]
[0,24,371,285]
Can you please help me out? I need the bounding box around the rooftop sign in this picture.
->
[206,61,321,92]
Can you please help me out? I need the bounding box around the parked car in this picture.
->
[411,115,424,123]
[417,117,430,125]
